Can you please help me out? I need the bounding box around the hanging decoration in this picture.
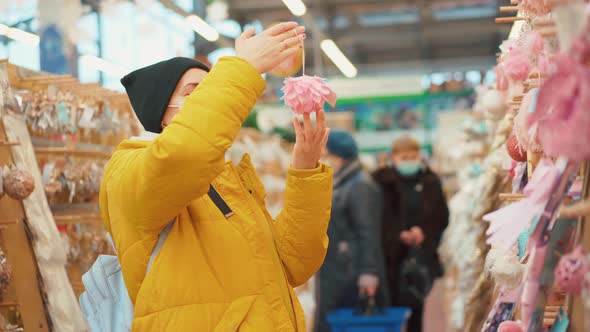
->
[281,33,337,114]
[554,246,588,296]
[2,166,35,201]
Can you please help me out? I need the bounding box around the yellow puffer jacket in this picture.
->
[99,57,333,331]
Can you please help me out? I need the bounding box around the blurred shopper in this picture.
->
[100,22,334,331]
[373,135,449,332]
[316,130,387,332]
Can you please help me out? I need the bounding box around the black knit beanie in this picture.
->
[121,57,210,133]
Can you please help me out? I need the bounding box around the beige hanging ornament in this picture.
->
[3,166,35,200]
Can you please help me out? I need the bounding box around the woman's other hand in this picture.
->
[291,110,330,170]
[236,22,306,74]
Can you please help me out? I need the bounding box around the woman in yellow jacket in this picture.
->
[100,22,333,331]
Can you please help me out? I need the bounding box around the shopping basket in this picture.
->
[326,307,411,332]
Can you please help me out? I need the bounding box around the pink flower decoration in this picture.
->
[505,49,531,82]
[281,76,337,114]
[554,246,587,296]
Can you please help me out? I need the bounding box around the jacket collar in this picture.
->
[334,159,362,188]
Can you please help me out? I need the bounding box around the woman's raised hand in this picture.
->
[236,22,306,74]
[291,110,330,170]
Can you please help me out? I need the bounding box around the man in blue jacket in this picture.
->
[316,130,387,332]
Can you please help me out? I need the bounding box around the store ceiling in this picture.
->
[226,0,511,75]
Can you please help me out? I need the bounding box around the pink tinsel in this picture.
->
[554,246,587,296]
[504,49,531,82]
[498,321,524,332]
[527,53,590,160]
[519,0,552,17]
[282,76,337,114]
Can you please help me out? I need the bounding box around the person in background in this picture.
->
[373,135,449,332]
[101,22,333,331]
[316,130,387,332]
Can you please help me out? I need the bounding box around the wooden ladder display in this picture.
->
[0,123,50,331]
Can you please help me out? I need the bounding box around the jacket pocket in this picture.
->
[213,295,257,332]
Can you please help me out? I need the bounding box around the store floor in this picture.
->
[423,279,447,332]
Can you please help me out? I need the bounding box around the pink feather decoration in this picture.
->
[554,246,587,296]
[527,53,590,160]
[513,89,543,152]
[281,76,337,114]
[504,49,531,82]
[498,321,524,332]
[484,159,559,250]
[523,31,545,57]
[519,0,552,17]
[495,65,509,91]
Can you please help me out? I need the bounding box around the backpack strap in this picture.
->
[207,184,234,218]
[145,184,233,273]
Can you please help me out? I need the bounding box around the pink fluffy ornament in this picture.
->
[282,76,337,114]
[504,48,531,82]
[498,321,524,332]
[554,245,587,296]
[527,51,590,160]
[281,34,337,114]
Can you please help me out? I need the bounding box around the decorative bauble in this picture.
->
[554,245,587,296]
[3,168,35,200]
[506,134,527,162]
[481,89,508,121]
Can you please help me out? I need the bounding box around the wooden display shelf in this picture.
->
[499,193,527,202]
[34,146,113,159]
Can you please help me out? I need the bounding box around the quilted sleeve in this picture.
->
[273,163,333,287]
[103,57,266,235]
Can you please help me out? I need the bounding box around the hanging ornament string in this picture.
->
[297,30,306,76]
[281,30,337,115]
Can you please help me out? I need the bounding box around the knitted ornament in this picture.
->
[3,167,35,200]
[554,245,587,296]
[506,134,527,162]
[504,49,531,82]
[281,34,336,114]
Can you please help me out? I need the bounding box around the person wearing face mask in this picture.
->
[372,135,449,332]
[99,22,334,331]
[315,130,388,332]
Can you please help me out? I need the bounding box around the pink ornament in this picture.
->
[495,65,509,91]
[528,52,590,160]
[554,245,587,296]
[498,321,524,332]
[505,49,531,82]
[281,75,337,114]
[524,31,545,57]
[513,89,543,153]
[519,0,552,17]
